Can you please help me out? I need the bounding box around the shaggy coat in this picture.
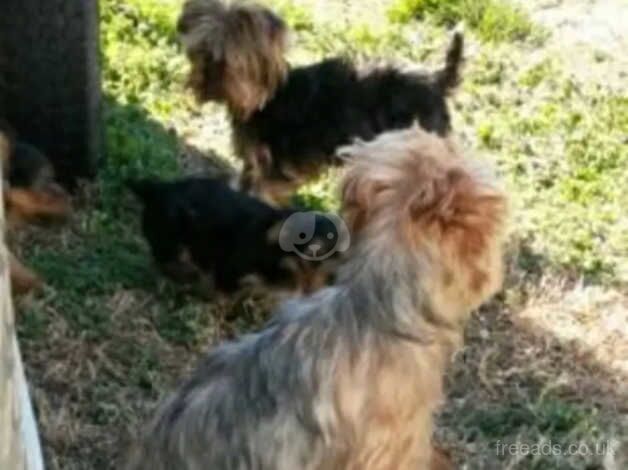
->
[125,128,508,470]
[177,0,464,203]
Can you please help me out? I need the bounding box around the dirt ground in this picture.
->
[527,0,628,87]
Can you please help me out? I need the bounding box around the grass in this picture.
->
[387,0,543,43]
[12,0,628,468]
[464,52,628,282]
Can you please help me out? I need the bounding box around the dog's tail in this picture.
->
[435,29,464,95]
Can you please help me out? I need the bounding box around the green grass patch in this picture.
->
[265,0,315,31]
[152,294,217,346]
[101,0,184,207]
[16,1,627,468]
[460,46,628,282]
[466,399,599,439]
[388,0,541,43]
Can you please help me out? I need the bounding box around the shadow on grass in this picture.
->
[17,96,238,340]
[437,247,627,470]
[13,96,249,468]
[12,100,627,469]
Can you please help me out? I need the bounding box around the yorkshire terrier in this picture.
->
[1,118,72,226]
[129,176,349,296]
[4,141,73,226]
[1,122,72,294]
[177,0,464,204]
[125,127,507,469]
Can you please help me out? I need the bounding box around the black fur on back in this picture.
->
[234,33,463,179]
[128,177,340,293]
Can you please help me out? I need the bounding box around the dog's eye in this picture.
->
[299,232,307,240]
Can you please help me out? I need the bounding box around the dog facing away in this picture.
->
[125,127,507,470]
[177,0,464,204]
[128,177,348,296]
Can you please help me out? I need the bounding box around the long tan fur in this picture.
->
[126,128,506,469]
[178,0,289,119]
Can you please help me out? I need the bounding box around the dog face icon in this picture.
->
[279,212,350,261]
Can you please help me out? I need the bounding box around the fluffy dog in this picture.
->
[129,177,348,295]
[125,127,507,469]
[177,0,464,204]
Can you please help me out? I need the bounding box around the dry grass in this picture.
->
[11,0,628,468]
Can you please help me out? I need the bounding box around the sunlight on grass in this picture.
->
[463,49,628,280]
[388,0,542,43]
[15,1,627,468]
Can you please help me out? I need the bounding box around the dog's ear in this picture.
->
[229,4,287,44]
[339,140,394,233]
[341,174,390,234]
[178,0,228,60]
[343,150,451,228]
[407,161,507,294]
[408,165,504,233]
[178,0,229,105]
[408,168,460,221]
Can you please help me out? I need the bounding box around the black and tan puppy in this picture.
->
[4,141,72,226]
[129,177,349,296]
[1,118,72,226]
[1,122,72,294]
[178,0,464,204]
